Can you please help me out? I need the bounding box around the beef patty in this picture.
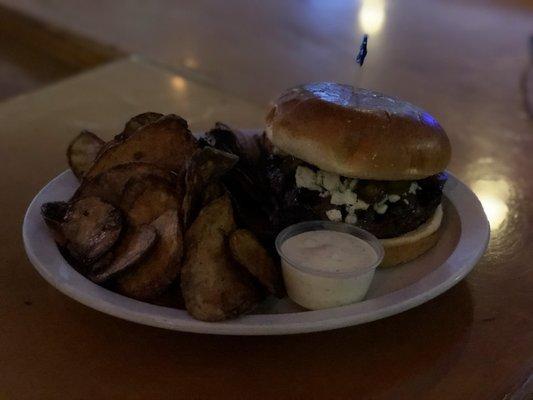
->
[265,154,447,239]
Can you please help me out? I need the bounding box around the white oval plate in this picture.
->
[23,170,489,335]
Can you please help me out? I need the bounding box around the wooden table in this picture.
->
[0,4,119,100]
[0,1,532,399]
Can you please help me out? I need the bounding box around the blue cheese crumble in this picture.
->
[295,166,367,209]
[388,194,401,203]
[294,165,420,218]
[295,166,321,191]
[408,182,421,194]
[373,198,389,214]
[345,214,358,224]
[325,209,342,222]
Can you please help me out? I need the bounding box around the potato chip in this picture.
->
[116,210,182,300]
[73,162,174,206]
[67,130,105,179]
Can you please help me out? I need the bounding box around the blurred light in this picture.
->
[184,57,199,69]
[171,76,187,91]
[358,0,385,35]
[471,178,510,230]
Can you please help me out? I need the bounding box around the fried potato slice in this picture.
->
[67,130,105,179]
[72,162,174,206]
[88,113,166,161]
[117,112,164,141]
[89,224,158,284]
[181,194,260,321]
[86,114,197,178]
[121,176,179,226]
[42,197,123,266]
[229,229,282,296]
[41,201,70,245]
[116,209,182,300]
[182,147,238,228]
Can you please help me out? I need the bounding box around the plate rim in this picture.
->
[23,169,489,335]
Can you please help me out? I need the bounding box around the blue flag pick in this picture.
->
[356,34,369,66]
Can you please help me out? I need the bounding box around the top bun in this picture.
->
[265,83,451,180]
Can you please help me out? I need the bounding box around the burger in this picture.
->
[263,82,451,267]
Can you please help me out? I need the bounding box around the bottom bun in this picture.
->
[379,205,443,267]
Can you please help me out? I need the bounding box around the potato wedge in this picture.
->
[181,195,260,321]
[67,130,105,179]
[121,176,179,226]
[182,147,238,228]
[116,209,182,300]
[42,197,123,266]
[185,193,235,244]
[86,114,197,178]
[89,224,158,284]
[117,112,164,141]
[72,162,174,206]
[229,229,282,296]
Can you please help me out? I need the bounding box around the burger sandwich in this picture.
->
[263,83,451,267]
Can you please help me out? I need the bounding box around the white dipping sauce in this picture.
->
[279,230,380,310]
[281,231,378,273]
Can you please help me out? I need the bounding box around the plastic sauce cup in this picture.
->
[275,221,384,310]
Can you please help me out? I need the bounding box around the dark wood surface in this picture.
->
[0,4,120,100]
[0,1,532,399]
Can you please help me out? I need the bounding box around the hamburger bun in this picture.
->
[380,205,443,267]
[266,83,451,180]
